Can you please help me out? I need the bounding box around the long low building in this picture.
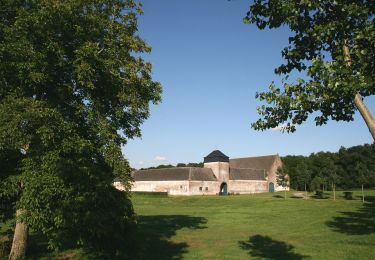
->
[114,150,288,195]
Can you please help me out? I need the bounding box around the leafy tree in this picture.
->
[280,155,306,190]
[355,162,368,203]
[295,163,311,197]
[176,163,187,167]
[157,164,174,169]
[186,162,204,168]
[0,0,161,258]
[245,1,375,140]
[282,143,375,192]
[276,167,289,199]
[310,176,323,198]
[327,164,340,201]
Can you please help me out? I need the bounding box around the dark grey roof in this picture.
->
[229,168,266,180]
[204,150,229,163]
[229,155,279,172]
[132,167,217,181]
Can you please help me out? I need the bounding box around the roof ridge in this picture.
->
[230,154,278,160]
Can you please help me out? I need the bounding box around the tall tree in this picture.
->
[355,162,368,203]
[245,1,375,140]
[276,167,289,199]
[295,163,311,198]
[0,0,161,258]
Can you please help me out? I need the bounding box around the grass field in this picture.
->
[131,190,375,260]
[1,190,375,259]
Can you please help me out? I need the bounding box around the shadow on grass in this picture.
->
[326,196,375,235]
[273,195,284,199]
[238,235,309,260]
[131,215,207,260]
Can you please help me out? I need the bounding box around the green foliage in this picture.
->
[140,162,204,170]
[245,1,374,132]
[343,191,353,200]
[294,163,311,190]
[311,176,323,192]
[282,143,375,191]
[276,166,289,188]
[0,0,161,257]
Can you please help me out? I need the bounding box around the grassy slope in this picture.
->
[132,190,375,260]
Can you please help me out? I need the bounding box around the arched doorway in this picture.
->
[269,182,275,192]
[220,182,228,195]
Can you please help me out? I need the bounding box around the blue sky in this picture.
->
[122,0,375,169]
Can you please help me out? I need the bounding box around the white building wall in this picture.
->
[188,181,220,195]
[228,180,268,194]
[131,180,190,195]
[131,180,219,195]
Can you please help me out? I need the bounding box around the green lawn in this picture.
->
[131,190,375,259]
[1,190,375,259]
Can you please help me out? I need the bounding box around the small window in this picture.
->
[205,187,208,191]
[199,187,203,191]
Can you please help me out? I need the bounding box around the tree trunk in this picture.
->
[343,39,375,140]
[333,183,336,201]
[304,183,307,199]
[9,209,28,260]
[284,187,286,200]
[362,184,365,203]
[353,94,375,140]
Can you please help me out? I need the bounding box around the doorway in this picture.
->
[269,182,275,192]
[220,182,228,195]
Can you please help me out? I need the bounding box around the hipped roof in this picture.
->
[204,150,229,163]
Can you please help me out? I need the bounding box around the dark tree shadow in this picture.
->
[326,196,375,235]
[273,195,284,199]
[130,215,207,260]
[238,235,309,260]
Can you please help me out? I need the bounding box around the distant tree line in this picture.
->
[140,162,203,170]
[282,143,375,191]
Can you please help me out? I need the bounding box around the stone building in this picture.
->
[115,150,287,195]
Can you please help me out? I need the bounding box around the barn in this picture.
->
[114,150,287,195]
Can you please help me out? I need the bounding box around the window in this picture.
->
[205,187,208,191]
[199,187,202,191]
[180,185,183,189]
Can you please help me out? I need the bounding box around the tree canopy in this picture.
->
[245,0,375,138]
[0,0,161,258]
[282,143,375,191]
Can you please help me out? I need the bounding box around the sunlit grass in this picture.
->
[132,189,375,259]
[1,190,375,259]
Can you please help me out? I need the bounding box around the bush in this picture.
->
[315,190,323,199]
[343,191,353,200]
